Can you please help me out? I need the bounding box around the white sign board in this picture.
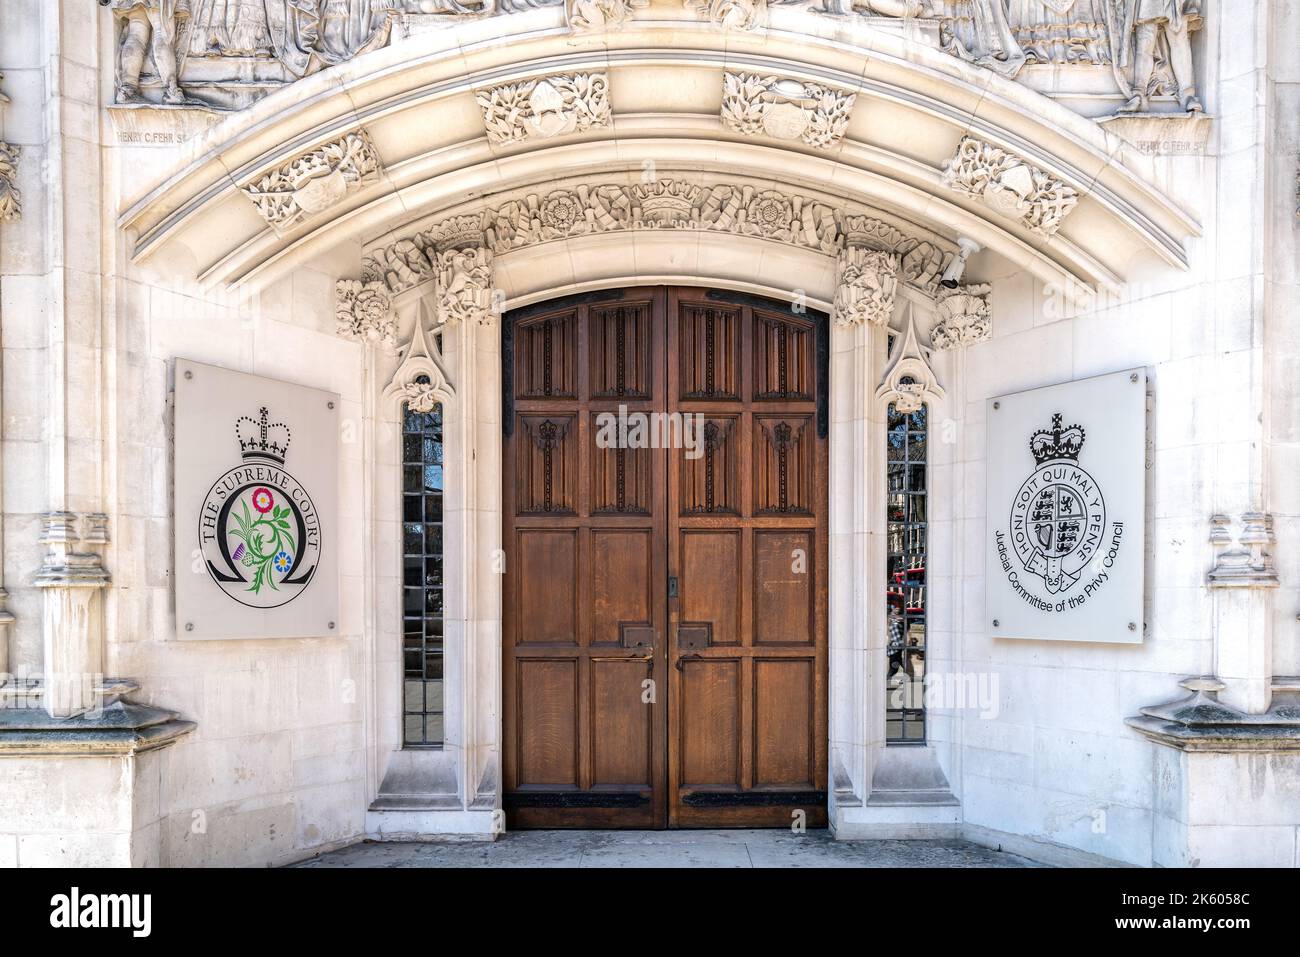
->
[985,368,1146,644]
[174,359,339,639]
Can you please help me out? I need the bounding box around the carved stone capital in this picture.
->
[436,244,496,327]
[241,130,382,232]
[477,73,611,146]
[336,279,397,347]
[930,283,992,350]
[721,72,856,150]
[1207,513,1279,588]
[834,247,899,328]
[942,136,1078,237]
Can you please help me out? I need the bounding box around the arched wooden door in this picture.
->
[502,286,828,828]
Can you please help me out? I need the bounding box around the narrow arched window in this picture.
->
[886,401,927,744]
[402,391,445,748]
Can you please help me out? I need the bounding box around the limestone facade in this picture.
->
[0,0,1296,867]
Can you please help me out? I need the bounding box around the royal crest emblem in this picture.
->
[1008,413,1105,595]
[198,407,322,609]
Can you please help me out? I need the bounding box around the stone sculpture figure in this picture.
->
[111,0,193,104]
[1117,0,1203,113]
[184,0,396,78]
[1008,0,1110,65]
[939,0,1027,78]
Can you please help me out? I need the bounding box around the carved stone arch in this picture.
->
[380,301,456,416]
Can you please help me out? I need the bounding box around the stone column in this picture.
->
[1206,513,1278,714]
[828,242,897,822]
[429,227,501,815]
[32,2,112,718]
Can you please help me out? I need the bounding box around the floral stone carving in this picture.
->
[476,73,612,146]
[721,73,857,150]
[241,130,382,231]
[941,136,1079,237]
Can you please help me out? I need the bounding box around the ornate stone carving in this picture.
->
[567,0,647,31]
[876,306,945,414]
[0,76,18,223]
[110,0,194,105]
[437,244,495,326]
[358,179,955,300]
[720,73,857,149]
[476,73,611,146]
[833,247,899,327]
[685,0,766,31]
[1207,513,1278,588]
[336,279,396,346]
[930,283,992,349]
[241,130,382,231]
[382,303,455,414]
[1115,0,1204,114]
[942,136,1079,237]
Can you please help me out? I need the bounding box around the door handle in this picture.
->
[675,653,702,673]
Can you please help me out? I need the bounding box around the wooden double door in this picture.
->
[502,287,828,828]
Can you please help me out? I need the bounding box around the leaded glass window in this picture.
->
[402,399,444,748]
[886,402,927,744]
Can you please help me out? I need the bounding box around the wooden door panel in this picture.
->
[678,659,741,787]
[503,289,667,828]
[666,288,828,828]
[504,286,826,829]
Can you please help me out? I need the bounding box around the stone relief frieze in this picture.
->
[721,72,857,150]
[930,283,992,348]
[241,130,382,231]
[476,73,611,146]
[356,179,953,299]
[941,135,1079,236]
[104,0,1208,122]
[567,0,647,31]
[0,77,18,223]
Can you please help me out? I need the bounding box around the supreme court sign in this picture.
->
[986,368,1147,644]
[173,359,340,639]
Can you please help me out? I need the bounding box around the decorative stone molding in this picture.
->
[336,279,397,347]
[0,76,18,223]
[382,304,455,414]
[834,247,899,328]
[875,306,945,414]
[1126,676,1300,752]
[686,0,766,31]
[1207,513,1279,588]
[567,0,647,31]
[359,179,953,299]
[241,130,382,232]
[476,73,611,146]
[721,72,856,149]
[941,136,1079,237]
[930,283,992,349]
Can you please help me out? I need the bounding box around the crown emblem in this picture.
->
[1030,413,1085,465]
[236,407,292,464]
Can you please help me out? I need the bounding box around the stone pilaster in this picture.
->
[1205,513,1278,714]
[33,512,110,718]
